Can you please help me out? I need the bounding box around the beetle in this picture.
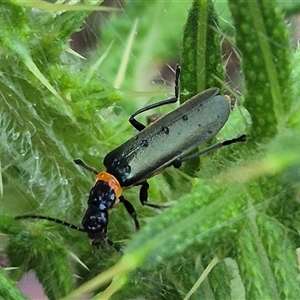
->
[15,65,246,252]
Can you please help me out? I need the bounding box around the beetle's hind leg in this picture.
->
[128,65,181,131]
[175,134,247,164]
[119,195,140,230]
[139,181,169,209]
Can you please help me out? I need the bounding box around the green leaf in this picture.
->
[0,268,28,300]
[1,0,300,299]
[180,0,224,100]
[228,0,292,143]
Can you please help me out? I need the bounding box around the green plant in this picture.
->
[1,0,300,299]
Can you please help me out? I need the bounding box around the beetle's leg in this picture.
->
[139,181,169,208]
[119,195,140,230]
[175,134,247,165]
[91,236,122,254]
[105,238,123,254]
[129,65,181,131]
[172,158,182,169]
[73,159,98,175]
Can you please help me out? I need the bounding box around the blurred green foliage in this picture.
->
[1,0,300,299]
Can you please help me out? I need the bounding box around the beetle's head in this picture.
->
[81,207,109,247]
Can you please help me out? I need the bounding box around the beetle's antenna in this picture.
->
[73,159,98,175]
[15,215,86,232]
[179,134,246,163]
[16,215,123,254]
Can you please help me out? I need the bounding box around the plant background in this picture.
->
[1,0,300,299]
